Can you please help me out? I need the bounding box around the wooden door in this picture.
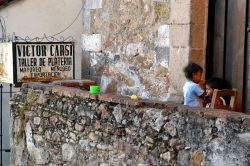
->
[207,0,247,112]
[245,1,250,113]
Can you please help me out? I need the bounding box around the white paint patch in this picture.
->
[155,25,170,47]
[158,25,170,38]
[126,42,146,57]
[90,58,98,66]
[144,4,150,12]
[82,34,102,52]
[85,0,103,9]
[160,61,169,68]
[155,38,169,47]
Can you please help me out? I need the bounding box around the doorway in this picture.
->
[206,0,248,113]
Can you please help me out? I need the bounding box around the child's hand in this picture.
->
[199,79,206,89]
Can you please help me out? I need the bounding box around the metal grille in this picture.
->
[0,84,16,166]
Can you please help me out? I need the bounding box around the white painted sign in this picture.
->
[0,42,75,84]
[14,42,75,83]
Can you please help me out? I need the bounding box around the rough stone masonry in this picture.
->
[82,0,173,101]
[10,81,250,165]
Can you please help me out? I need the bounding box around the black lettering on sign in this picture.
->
[48,57,72,66]
[50,44,73,56]
[36,45,41,56]
[17,45,47,57]
[60,45,64,56]
[65,45,69,56]
[31,72,61,78]
[18,58,37,67]
[50,45,54,56]
[31,45,35,56]
[17,45,24,57]
[39,58,46,66]
[41,45,47,56]
[20,67,41,73]
[25,45,30,57]
[51,66,71,71]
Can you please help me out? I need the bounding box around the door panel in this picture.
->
[225,0,246,111]
[213,0,226,78]
[245,0,250,113]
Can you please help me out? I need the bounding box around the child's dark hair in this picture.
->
[206,77,224,90]
[206,77,230,90]
[183,63,203,80]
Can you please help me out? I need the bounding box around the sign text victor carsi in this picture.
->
[16,44,74,57]
[14,42,75,83]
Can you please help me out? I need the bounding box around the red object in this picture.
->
[0,0,4,6]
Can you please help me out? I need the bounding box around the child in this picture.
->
[204,77,226,108]
[183,63,206,107]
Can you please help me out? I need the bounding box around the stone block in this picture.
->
[155,38,170,47]
[189,49,205,68]
[170,24,190,47]
[170,0,191,24]
[154,1,170,21]
[191,150,204,166]
[84,0,103,9]
[169,47,189,92]
[82,34,102,52]
[238,132,250,146]
[158,25,170,38]
[190,24,205,49]
[62,144,76,161]
[191,0,206,24]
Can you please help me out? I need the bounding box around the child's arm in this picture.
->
[198,79,206,99]
[199,79,206,90]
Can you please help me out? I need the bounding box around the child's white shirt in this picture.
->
[183,80,204,107]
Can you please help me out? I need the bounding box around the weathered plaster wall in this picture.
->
[10,82,250,165]
[0,0,83,79]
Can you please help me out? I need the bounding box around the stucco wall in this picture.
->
[10,82,250,166]
[0,0,83,79]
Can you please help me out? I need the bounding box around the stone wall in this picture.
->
[10,82,250,165]
[81,0,207,102]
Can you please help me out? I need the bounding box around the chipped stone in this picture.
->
[75,123,84,131]
[238,132,250,146]
[88,132,98,142]
[113,104,123,123]
[62,144,76,161]
[33,117,41,125]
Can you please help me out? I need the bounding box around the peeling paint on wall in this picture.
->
[82,34,102,52]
